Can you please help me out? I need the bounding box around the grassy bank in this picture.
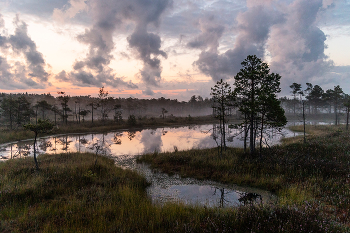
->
[0,115,218,144]
[1,153,346,232]
[139,125,350,227]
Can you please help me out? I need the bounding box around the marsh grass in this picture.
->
[0,129,35,144]
[1,153,346,232]
[139,126,350,226]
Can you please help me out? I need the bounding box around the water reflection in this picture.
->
[0,124,294,207]
[137,161,276,208]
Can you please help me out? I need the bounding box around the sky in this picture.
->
[0,0,349,101]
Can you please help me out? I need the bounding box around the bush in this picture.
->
[127,115,137,126]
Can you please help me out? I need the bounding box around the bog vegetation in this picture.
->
[1,151,348,232]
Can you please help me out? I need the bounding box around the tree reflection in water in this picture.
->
[127,131,136,141]
[0,124,298,163]
[238,192,262,205]
[213,187,231,208]
[113,133,123,145]
[57,135,73,152]
[39,140,52,151]
[89,134,112,165]
[80,137,88,145]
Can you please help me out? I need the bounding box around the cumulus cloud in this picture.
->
[268,0,334,91]
[190,0,334,90]
[55,70,69,82]
[0,15,50,89]
[62,68,138,89]
[53,0,172,91]
[123,0,172,93]
[192,4,282,81]
[187,16,225,52]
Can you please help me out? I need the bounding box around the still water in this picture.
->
[0,124,297,207]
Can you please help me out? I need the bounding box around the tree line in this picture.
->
[0,90,213,130]
[282,83,349,126]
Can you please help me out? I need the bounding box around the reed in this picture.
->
[1,152,346,232]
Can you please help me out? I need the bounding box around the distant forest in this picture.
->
[0,90,213,129]
[1,82,350,130]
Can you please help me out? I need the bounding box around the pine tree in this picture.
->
[233,55,286,155]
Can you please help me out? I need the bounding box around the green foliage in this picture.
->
[161,107,168,119]
[127,114,137,126]
[234,55,286,154]
[187,114,193,121]
[57,92,71,125]
[36,100,52,120]
[289,83,303,97]
[113,104,123,123]
[98,86,113,122]
[23,119,54,169]
[306,84,324,114]
[0,95,34,129]
[326,85,344,125]
[79,109,90,122]
[23,119,54,134]
[211,79,234,155]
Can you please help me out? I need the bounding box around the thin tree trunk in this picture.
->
[303,101,306,143]
[222,101,226,150]
[91,104,94,124]
[35,107,38,124]
[250,78,255,154]
[244,122,247,153]
[34,132,39,170]
[259,115,264,157]
[219,114,223,157]
[346,108,349,130]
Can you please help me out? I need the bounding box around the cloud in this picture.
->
[123,0,172,90]
[192,4,283,81]
[142,87,155,96]
[187,16,225,52]
[59,68,138,89]
[268,0,334,92]
[55,70,69,82]
[53,0,87,23]
[9,16,49,82]
[0,14,4,28]
[2,0,348,97]
[5,0,69,18]
[128,27,167,87]
[54,0,172,91]
[189,0,334,91]
[0,15,50,89]
[246,0,275,8]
